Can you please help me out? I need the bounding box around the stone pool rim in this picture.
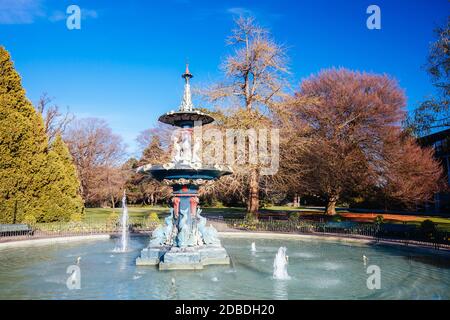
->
[0,234,110,249]
[0,232,449,256]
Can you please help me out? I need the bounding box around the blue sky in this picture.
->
[0,0,448,156]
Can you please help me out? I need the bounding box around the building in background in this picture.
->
[419,129,450,213]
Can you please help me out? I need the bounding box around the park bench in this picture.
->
[0,224,34,237]
[380,224,417,232]
[258,211,290,220]
[376,223,418,239]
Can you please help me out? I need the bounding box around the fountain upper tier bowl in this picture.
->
[158,110,214,126]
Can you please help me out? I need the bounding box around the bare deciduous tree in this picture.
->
[64,118,127,207]
[135,136,171,206]
[136,122,174,154]
[202,16,290,216]
[406,17,449,136]
[91,166,128,209]
[36,93,74,143]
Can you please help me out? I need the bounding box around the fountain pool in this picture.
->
[0,236,448,299]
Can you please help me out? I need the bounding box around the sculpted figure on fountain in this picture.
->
[149,211,175,246]
[149,227,166,246]
[190,196,199,217]
[181,131,192,163]
[176,208,198,247]
[172,135,182,163]
[196,209,221,246]
[163,213,175,245]
[192,136,202,165]
[172,197,180,219]
[171,129,199,165]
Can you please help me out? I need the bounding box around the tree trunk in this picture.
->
[293,194,300,207]
[150,193,155,206]
[111,194,115,209]
[325,195,338,215]
[247,168,259,216]
[13,200,18,224]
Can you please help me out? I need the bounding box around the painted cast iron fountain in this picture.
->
[136,65,232,270]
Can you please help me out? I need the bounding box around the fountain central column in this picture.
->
[171,183,200,247]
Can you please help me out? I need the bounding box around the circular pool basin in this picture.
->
[0,236,448,299]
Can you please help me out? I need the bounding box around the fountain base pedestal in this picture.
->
[135,246,168,266]
[136,245,230,270]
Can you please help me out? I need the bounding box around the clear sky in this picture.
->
[1,0,448,156]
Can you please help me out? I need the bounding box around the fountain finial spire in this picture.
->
[180,63,194,112]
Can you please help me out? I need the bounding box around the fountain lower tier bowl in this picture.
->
[136,245,230,270]
[140,164,232,182]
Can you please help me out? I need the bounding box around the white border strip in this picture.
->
[0,232,448,256]
[219,231,372,244]
[0,235,110,249]
[218,231,450,255]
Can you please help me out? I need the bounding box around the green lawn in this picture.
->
[396,218,450,232]
[84,205,450,231]
[84,206,246,222]
[84,206,167,222]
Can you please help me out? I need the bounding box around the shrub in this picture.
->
[202,199,225,208]
[70,212,83,222]
[259,200,273,209]
[420,219,436,239]
[213,200,225,208]
[331,214,343,222]
[22,214,36,226]
[239,220,258,231]
[147,212,160,225]
[351,197,364,204]
[374,215,384,225]
[245,212,258,223]
[288,212,300,222]
[241,213,258,230]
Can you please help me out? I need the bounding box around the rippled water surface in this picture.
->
[0,236,449,299]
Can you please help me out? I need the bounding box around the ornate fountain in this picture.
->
[136,65,232,270]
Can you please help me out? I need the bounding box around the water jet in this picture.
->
[273,247,290,280]
[114,193,129,252]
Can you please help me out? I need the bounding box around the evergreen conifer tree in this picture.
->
[0,47,83,223]
[39,134,84,222]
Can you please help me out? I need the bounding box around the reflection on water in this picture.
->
[0,236,448,299]
[273,279,289,300]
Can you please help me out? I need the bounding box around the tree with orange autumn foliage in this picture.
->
[281,68,443,214]
[381,131,444,209]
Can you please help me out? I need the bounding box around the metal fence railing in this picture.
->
[217,218,450,250]
[0,218,159,242]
